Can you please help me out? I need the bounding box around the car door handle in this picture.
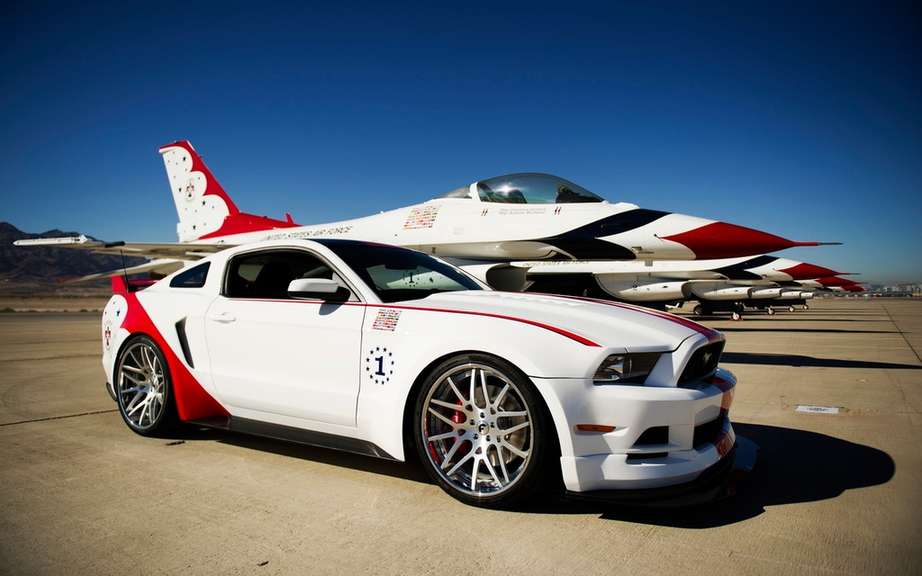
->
[209,312,236,323]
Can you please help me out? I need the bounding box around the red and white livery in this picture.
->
[102,238,737,507]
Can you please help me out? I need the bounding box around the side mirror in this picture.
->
[287,278,342,299]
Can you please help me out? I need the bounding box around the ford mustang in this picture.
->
[102,239,736,508]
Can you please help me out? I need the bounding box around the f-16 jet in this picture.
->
[515,255,849,319]
[14,140,837,286]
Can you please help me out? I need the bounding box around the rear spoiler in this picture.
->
[111,275,157,294]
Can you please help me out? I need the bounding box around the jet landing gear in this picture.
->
[692,302,744,321]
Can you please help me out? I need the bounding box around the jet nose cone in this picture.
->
[778,262,842,280]
[662,222,818,259]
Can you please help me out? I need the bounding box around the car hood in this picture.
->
[407,291,715,351]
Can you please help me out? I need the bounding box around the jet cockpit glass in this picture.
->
[475,173,605,204]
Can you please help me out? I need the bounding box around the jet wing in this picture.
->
[509,259,735,280]
[13,235,230,260]
[66,258,188,283]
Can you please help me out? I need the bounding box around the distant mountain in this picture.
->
[0,222,145,282]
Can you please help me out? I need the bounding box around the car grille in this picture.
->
[679,341,725,384]
[693,416,725,449]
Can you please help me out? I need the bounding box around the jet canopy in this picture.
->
[438,173,606,204]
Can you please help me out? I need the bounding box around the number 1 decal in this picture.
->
[365,346,396,385]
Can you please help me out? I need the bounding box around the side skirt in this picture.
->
[188,416,398,461]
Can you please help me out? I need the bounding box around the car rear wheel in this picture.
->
[413,354,554,508]
[115,336,177,436]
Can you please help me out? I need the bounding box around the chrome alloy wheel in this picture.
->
[421,363,533,497]
[117,341,166,431]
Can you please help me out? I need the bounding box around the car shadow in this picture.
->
[167,423,894,528]
[520,423,895,528]
[710,318,880,322]
[721,352,922,370]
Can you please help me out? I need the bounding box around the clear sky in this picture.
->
[2,1,920,283]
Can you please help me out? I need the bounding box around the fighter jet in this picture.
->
[517,255,849,319]
[14,140,837,285]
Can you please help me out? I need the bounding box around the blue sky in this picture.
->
[2,1,920,282]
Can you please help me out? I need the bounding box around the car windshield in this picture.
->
[476,173,604,204]
[316,240,483,303]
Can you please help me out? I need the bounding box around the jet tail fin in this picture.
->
[158,140,299,242]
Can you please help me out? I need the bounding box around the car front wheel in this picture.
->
[413,354,554,508]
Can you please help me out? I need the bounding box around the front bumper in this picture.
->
[532,368,736,494]
[564,445,737,507]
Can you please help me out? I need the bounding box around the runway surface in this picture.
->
[1,299,919,575]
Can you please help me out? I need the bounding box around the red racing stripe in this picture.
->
[532,293,724,343]
[228,298,601,347]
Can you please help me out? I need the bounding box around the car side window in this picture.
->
[225,250,354,300]
[169,262,210,288]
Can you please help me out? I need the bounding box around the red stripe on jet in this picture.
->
[663,222,818,259]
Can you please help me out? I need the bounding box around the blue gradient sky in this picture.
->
[2,2,920,282]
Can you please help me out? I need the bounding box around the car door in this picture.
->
[204,248,365,427]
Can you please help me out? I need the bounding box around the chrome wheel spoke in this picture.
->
[122,372,144,386]
[427,430,457,443]
[468,369,478,410]
[483,449,502,487]
[127,397,147,416]
[497,445,510,483]
[122,364,144,375]
[446,449,474,476]
[125,391,145,412]
[440,439,465,470]
[493,384,509,408]
[428,407,457,428]
[429,398,461,411]
[500,421,530,435]
[501,440,528,459]
[497,411,527,418]
[470,457,481,490]
[446,376,465,404]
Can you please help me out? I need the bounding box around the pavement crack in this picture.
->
[882,302,922,365]
[0,408,118,427]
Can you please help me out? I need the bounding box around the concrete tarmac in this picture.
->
[0,299,919,575]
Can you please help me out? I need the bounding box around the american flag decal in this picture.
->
[403,205,440,229]
[372,308,401,331]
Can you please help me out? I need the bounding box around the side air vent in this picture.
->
[175,318,194,368]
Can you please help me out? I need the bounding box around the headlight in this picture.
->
[594,353,660,384]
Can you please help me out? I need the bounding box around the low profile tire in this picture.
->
[413,354,555,509]
[115,335,178,437]
[693,304,704,316]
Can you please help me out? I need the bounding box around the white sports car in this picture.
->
[102,239,737,508]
